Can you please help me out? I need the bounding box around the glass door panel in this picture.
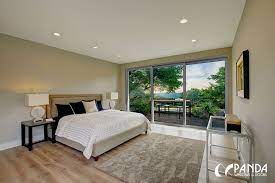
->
[186,60,226,127]
[128,68,151,120]
[153,64,185,125]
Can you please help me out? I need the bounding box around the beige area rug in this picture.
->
[95,133,205,183]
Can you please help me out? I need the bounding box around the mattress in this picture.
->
[53,110,150,159]
[49,122,147,157]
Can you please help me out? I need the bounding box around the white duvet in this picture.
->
[55,110,150,159]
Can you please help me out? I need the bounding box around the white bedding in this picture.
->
[55,110,150,159]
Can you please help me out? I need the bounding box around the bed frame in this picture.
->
[47,94,148,161]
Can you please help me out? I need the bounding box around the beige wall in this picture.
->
[0,34,120,146]
[119,47,232,112]
[232,0,275,182]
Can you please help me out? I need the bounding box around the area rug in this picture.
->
[95,133,205,183]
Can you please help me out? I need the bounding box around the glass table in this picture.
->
[206,116,254,183]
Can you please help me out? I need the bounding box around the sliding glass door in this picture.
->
[153,64,185,125]
[128,68,151,120]
[185,60,226,127]
[127,58,226,128]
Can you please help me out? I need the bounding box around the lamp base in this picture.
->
[31,106,45,123]
[33,118,43,123]
[109,101,116,109]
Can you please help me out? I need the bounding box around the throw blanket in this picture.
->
[55,110,150,159]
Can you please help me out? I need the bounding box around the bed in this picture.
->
[46,94,150,161]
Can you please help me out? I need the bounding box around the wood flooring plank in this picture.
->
[0,142,122,183]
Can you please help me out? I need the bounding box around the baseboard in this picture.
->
[0,140,20,151]
[0,135,44,151]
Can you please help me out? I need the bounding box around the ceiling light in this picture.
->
[192,39,197,43]
[180,18,188,24]
[117,55,121,58]
[53,32,61,37]
[93,45,99,49]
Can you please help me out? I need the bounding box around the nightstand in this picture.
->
[21,120,57,151]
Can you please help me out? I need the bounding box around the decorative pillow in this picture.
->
[82,100,98,113]
[96,100,104,111]
[69,101,86,114]
[56,104,74,118]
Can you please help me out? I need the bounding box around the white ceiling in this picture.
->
[0,0,245,64]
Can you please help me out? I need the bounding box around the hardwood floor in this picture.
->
[0,142,123,183]
[0,124,243,183]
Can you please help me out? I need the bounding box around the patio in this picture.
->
[144,100,208,127]
[146,112,209,128]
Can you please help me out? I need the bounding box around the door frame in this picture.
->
[125,56,228,127]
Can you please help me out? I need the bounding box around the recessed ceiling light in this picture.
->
[53,32,61,37]
[117,55,121,58]
[180,18,188,24]
[93,45,99,49]
[192,39,197,43]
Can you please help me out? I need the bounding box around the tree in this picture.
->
[153,66,182,92]
[129,66,182,93]
[186,66,225,118]
[207,66,225,108]
[129,69,150,91]
[129,66,182,115]
[185,88,203,104]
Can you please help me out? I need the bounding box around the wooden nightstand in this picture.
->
[21,120,57,151]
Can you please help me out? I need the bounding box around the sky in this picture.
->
[175,60,225,93]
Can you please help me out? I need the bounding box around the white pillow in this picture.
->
[82,100,98,113]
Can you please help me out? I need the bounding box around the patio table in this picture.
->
[154,99,191,117]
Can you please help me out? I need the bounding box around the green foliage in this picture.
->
[129,66,183,116]
[129,69,150,91]
[129,87,151,115]
[192,106,206,118]
[153,66,182,92]
[192,102,219,118]
[187,67,225,117]
[129,65,225,119]
[129,66,182,93]
[208,66,225,108]
[185,88,203,104]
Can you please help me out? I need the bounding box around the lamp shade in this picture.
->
[106,92,118,100]
[25,94,49,106]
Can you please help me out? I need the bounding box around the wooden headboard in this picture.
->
[46,94,102,118]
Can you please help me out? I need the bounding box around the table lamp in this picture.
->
[25,94,49,122]
[106,92,118,109]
